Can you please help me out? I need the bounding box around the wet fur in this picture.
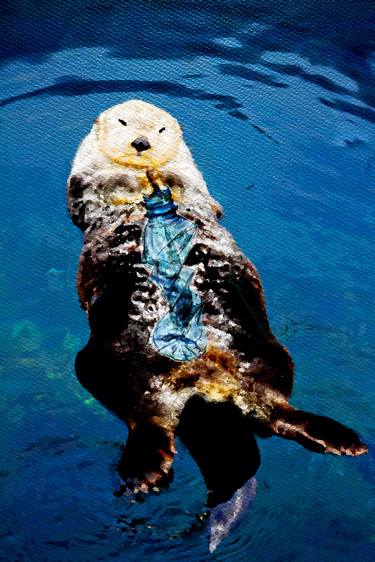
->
[69,100,367,504]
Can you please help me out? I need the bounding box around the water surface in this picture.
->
[0,1,374,560]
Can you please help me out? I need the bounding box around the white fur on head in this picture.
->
[69,100,221,222]
[96,99,183,169]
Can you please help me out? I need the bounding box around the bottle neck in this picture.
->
[143,186,178,219]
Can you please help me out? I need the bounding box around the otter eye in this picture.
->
[159,127,166,133]
[118,119,127,126]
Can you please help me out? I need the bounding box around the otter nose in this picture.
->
[131,136,151,153]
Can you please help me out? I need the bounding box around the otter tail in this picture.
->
[270,405,367,456]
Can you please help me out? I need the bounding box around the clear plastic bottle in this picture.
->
[142,185,207,361]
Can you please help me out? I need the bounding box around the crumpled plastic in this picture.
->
[142,185,207,361]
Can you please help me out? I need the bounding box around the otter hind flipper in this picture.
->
[271,406,368,457]
[118,422,176,494]
[178,396,261,507]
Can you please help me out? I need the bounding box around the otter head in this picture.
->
[95,100,183,169]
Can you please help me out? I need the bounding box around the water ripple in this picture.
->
[218,63,289,89]
[0,75,282,141]
[261,61,353,96]
[0,75,243,114]
[319,96,375,123]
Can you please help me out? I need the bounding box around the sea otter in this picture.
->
[68,100,367,507]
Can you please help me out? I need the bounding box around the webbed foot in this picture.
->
[118,422,176,494]
[271,407,367,457]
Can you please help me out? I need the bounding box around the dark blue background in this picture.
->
[0,1,374,560]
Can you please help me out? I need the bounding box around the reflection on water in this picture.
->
[0,0,374,560]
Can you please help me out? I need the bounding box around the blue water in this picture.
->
[0,1,374,560]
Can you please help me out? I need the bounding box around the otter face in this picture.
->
[95,100,183,169]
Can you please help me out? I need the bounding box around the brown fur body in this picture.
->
[69,101,366,505]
